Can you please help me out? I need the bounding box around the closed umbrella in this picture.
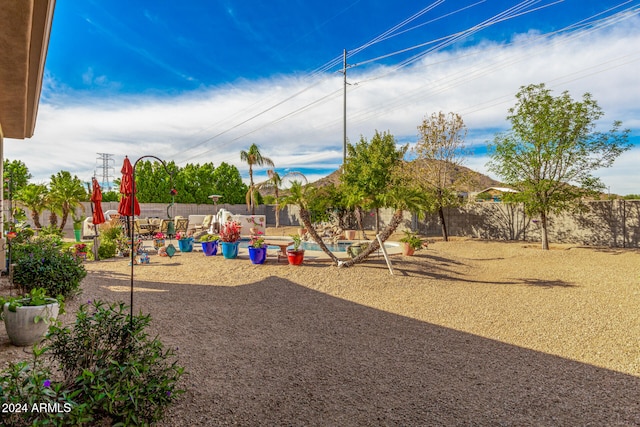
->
[91,178,106,226]
[118,156,140,217]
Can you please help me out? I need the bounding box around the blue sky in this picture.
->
[6,0,640,194]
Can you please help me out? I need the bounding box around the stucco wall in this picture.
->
[8,200,640,248]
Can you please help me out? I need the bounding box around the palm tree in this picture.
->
[279,180,340,264]
[339,186,426,267]
[48,171,87,230]
[240,144,274,214]
[15,183,48,229]
[263,170,307,228]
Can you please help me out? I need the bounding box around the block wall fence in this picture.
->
[8,199,640,248]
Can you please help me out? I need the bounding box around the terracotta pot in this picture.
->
[402,243,415,256]
[345,230,357,240]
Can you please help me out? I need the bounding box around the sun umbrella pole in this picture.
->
[87,182,101,261]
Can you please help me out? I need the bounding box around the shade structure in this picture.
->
[90,178,106,226]
[118,156,140,217]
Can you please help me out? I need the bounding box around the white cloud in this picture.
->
[5,16,640,194]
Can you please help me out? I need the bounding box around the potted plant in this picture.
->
[248,236,267,264]
[400,230,423,256]
[72,213,85,242]
[199,233,220,256]
[73,243,88,261]
[219,221,242,259]
[286,234,305,265]
[153,232,166,249]
[1,288,64,346]
[176,232,194,253]
[347,241,369,259]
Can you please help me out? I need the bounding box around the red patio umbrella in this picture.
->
[90,178,106,226]
[118,156,140,217]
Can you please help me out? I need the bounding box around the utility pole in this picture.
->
[342,48,347,167]
[96,153,115,190]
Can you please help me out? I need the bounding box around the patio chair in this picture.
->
[201,215,213,232]
[133,220,151,239]
[175,218,189,234]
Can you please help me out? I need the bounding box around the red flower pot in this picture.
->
[287,249,305,265]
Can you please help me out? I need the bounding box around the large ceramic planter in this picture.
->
[248,246,267,264]
[73,229,82,242]
[344,230,357,240]
[201,240,218,256]
[287,249,305,265]
[221,241,240,259]
[3,300,60,346]
[178,238,194,252]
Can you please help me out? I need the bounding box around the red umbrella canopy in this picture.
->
[118,156,140,217]
[91,178,106,225]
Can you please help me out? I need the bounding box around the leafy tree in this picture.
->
[406,111,471,241]
[48,171,87,230]
[487,83,630,250]
[341,130,407,233]
[211,162,247,204]
[240,143,274,214]
[3,159,31,199]
[133,160,178,203]
[180,162,217,203]
[15,183,48,229]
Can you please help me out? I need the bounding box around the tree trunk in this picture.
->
[340,209,405,268]
[355,206,368,240]
[49,212,58,227]
[31,211,42,229]
[375,207,380,234]
[299,208,340,264]
[249,167,255,215]
[275,188,280,228]
[438,206,448,242]
[540,211,549,250]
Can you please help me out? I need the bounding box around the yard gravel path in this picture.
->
[2,235,640,425]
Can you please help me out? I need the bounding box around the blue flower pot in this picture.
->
[221,241,239,259]
[201,240,218,256]
[248,246,267,264]
[178,237,194,252]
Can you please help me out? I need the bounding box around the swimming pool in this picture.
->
[235,238,398,253]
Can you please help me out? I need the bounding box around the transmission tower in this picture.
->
[95,153,115,190]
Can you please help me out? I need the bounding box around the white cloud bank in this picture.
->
[6,15,640,194]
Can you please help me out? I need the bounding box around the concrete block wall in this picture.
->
[7,200,640,248]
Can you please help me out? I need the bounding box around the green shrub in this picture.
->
[0,346,92,426]
[97,239,117,259]
[12,236,86,298]
[0,301,184,426]
[38,225,64,244]
[47,301,185,425]
[99,221,124,241]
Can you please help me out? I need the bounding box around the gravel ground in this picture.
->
[2,233,640,426]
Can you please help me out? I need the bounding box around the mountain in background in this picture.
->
[308,161,502,193]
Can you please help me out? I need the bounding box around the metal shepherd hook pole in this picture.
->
[130,155,175,323]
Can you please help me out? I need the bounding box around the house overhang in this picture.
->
[0,0,56,139]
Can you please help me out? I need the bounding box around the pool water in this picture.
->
[233,238,397,253]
